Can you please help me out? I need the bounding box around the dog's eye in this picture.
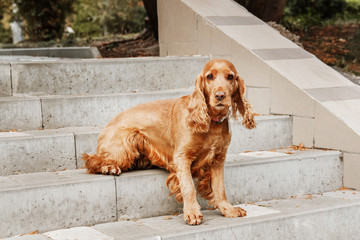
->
[207,74,213,80]
[227,74,234,80]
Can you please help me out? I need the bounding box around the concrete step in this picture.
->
[0,89,192,131]
[1,56,208,97]
[0,47,100,59]
[9,190,358,240]
[0,149,342,238]
[0,116,292,176]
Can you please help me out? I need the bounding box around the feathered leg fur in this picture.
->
[83,128,169,175]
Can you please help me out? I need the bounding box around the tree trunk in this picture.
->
[142,0,158,39]
[246,0,287,22]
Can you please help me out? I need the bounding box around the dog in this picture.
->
[83,59,256,225]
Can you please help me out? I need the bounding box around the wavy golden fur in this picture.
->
[83,59,256,225]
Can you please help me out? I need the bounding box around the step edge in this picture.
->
[0,115,291,139]
[8,55,210,65]
[38,88,194,100]
[0,150,340,192]
[159,197,360,239]
[226,149,341,166]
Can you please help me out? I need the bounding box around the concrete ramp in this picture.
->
[158,0,360,189]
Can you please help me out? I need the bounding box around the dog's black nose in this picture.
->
[215,91,226,101]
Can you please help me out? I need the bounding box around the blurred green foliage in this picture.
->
[346,28,360,62]
[343,0,360,22]
[72,0,147,39]
[13,0,75,41]
[0,0,146,43]
[3,0,357,43]
[0,0,12,43]
[282,0,360,29]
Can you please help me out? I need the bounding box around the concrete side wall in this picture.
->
[158,0,360,189]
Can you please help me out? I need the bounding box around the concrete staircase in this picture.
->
[1,56,359,239]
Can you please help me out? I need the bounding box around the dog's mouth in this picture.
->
[215,102,230,109]
[208,96,231,110]
[213,103,225,110]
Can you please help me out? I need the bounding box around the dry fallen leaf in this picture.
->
[289,143,309,151]
[306,194,313,199]
[269,148,277,152]
[21,230,39,236]
[338,186,355,191]
[339,38,347,43]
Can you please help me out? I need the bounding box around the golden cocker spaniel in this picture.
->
[83,59,256,225]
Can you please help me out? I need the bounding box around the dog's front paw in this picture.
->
[221,206,247,218]
[183,206,203,225]
[101,165,121,175]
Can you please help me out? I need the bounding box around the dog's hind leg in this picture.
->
[166,172,183,203]
[196,167,213,202]
[83,127,145,175]
[82,152,122,175]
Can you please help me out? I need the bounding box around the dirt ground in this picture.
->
[95,24,360,80]
[292,24,360,76]
[94,28,159,58]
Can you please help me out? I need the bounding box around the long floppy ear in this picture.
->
[186,74,210,133]
[232,76,256,129]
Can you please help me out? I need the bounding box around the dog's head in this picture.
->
[186,59,256,133]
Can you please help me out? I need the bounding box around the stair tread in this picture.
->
[0,148,340,192]
[101,191,360,240]
[1,56,209,97]
[5,190,360,240]
[0,88,194,131]
[0,115,290,138]
[0,115,293,176]
[0,147,342,238]
[0,87,193,100]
